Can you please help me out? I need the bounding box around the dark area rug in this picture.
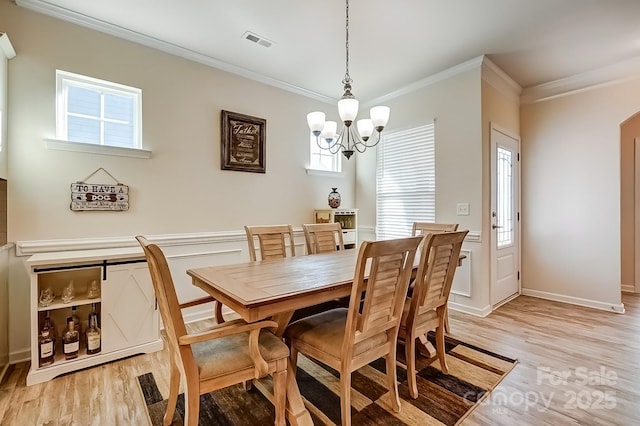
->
[138,333,517,425]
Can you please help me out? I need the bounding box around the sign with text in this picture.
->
[70,183,129,211]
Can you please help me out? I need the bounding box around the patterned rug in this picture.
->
[138,333,517,425]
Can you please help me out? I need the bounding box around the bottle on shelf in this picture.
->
[70,306,81,334]
[86,307,101,355]
[38,313,55,367]
[62,317,79,360]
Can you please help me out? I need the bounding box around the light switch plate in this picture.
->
[457,203,470,216]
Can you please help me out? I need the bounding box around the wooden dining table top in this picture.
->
[187,249,360,323]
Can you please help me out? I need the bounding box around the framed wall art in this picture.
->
[221,110,266,173]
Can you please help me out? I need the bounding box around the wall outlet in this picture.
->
[456,203,470,216]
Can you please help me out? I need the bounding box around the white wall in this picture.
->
[520,80,640,311]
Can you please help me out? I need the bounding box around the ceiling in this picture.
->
[15,0,640,102]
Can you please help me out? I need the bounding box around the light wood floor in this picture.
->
[1,294,638,425]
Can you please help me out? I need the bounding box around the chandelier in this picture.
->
[306,0,390,160]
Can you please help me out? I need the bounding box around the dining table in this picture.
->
[186,246,465,426]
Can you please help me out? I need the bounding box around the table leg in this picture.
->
[273,311,295,338]
[416,333,436,358]
[253,350,313,425]
[284,357,313,426]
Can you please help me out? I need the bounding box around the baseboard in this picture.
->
[9,348,30,364]
[621,284,636,293]
[522,288,625,314]
[448,301,492,317]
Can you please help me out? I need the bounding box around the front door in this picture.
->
[490,125,521,306]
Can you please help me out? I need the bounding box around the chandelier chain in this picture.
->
[343,0,352,86]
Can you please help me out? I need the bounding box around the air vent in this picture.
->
[242,31,274,48]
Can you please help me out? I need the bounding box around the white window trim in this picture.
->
[44,138,152,159]
[53,70,148,158]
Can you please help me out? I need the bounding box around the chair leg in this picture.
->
[436,307,449,374]
[273,364,287,426]
[183,379,200,426]
[340,372,352,426]
[288,344,299,376]
[444,305,450,333]
[406,334,419,399]
[385,353,402,412]
[164,363,180,426]
[214,300,225,324]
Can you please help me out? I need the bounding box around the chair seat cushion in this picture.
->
[285,308,388,361]
[192,329,289,381]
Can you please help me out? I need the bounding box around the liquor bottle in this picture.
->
[86,308,101,355]
[70,306,81,333]
[62,317,80,360]
[38,313,55,367]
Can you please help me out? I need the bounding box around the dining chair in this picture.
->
[412,222,459,235]
[398,230,468,399]
[302,222,344,254]
[245,224,296,261]
[285,236,423,426]
[136,236,289,426]
[411,222,459,333]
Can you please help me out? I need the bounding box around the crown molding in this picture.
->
[521,55,640,104]
[15,0,335,104]
[365,56,485,107]
[481,57,522,104]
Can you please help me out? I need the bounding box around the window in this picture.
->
[56,70,142,150]
[309,135,341,173]
[376,123,435,240]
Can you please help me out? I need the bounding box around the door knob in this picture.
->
[492,224,503,229]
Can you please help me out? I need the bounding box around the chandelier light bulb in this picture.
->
[370,106,390,130]
[338,98,359,125]
[320,120,338,143]
[357,119,374,141]
[307,111,326,136]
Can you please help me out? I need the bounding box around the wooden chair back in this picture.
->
[408,230,468,327]
[411,222,459,236]
[343,236,423,360]
[302,222,345,254]
[399,230,467,399]
[244,224,296,261]
[136,236,190,364]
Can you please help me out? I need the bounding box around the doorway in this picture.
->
[620,113,640,293]
[490,124,521,306]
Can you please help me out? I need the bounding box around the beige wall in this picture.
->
[520,80,640,309]
[356,67,491,314]
[1,3,355,243]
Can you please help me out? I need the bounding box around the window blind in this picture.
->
[376,123,435,240]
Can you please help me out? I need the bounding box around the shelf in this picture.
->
[37,295,101,311]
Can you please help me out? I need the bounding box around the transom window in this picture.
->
[376,123,436,240]
[56,70,142,149]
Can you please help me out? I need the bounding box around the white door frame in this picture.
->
[490,123,522,307]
